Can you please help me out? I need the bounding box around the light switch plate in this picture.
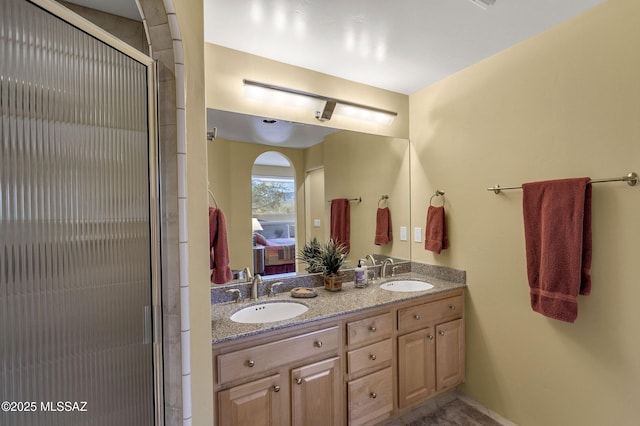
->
[414,227,423,243]
[400,226,407,241]
[313,219,321,228]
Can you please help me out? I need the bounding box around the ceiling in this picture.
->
[207,108,338,149]
[69,0,606,95]
[66,0,607,148]
[207,0,607,95]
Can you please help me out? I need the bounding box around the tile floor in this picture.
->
[375,391,517,426]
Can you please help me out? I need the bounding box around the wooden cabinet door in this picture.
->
[347,367,393,426]
[436,319,465,391]
[218,374,285,426]
[291,357,342,426]
[398,327,436,409]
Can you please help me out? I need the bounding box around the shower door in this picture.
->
[1,0,161,425]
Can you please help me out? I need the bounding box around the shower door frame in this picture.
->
[25,0,164,423]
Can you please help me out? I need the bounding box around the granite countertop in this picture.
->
[211,272,466,345]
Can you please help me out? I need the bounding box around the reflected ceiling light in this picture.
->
[243,79,397,126]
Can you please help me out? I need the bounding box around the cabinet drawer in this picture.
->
[398,295,463,333]
[217,326,340,384]
[347,339,392,375]
[347,312,392,347]
[347,367,393,426]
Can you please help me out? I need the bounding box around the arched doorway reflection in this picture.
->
[251,152,297,277]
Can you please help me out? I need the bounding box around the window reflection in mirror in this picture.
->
[252,152,297,278]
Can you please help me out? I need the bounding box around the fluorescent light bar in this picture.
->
[243,79,397,125]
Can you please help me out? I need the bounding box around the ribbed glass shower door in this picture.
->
[1,0,158,425]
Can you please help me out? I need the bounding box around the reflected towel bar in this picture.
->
[487,172,638,194]
[328,197,362,203]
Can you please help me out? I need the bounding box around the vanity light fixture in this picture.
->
[243,79,397,126]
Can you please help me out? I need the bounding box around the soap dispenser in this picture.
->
[355,259,368,288]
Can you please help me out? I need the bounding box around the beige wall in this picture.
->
[409,0,640,424]
[305,167,325,242]
[205,44,409,139]
[174,0,214,424]
[208,138,306,272]
[303,143,326,241]
[324,131,411,263]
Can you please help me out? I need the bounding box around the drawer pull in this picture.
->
[314,340,323,348]
[370,326,377,333]
[295,378,303,385]
[273,385,281,392]
[450,305,456,310]
[369,392,377,399]
[369,353,377,361]
[414,314,421,320]
[428,334,434,341]
[439,330,445,336]
[246,360,255,368]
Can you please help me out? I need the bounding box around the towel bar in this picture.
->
[487,172,638,194]
[328,197,361,203]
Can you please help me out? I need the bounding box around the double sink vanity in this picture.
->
[211,266,466,426]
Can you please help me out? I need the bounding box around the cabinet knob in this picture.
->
[414,314,421,320]
[295,378,303,385]
[314,340,323,348]
[246,360,255,367]
[370,326,377,333]
[449,305,456,310]
[369,392,377,399]
[428,335,434,341]
[369,353,377,361]
[273,385,280,392]
[439,330,445,336]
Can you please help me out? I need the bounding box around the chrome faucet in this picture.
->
[225,288,241,303]
[251,274,262,300]
[269,281,283,297]
[381,258,395,278]
[243,267,252,281]
[365,254,377,281]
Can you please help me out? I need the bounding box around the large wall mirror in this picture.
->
[207,108,411,284]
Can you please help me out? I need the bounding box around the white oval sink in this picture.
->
[380,280,434,292]
[230,302,308,324]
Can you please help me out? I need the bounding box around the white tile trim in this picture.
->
[161,1,192,423]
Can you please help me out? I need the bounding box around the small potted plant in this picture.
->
[297,238,324,273]
[317,239,348,292]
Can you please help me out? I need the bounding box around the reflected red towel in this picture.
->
[209,207,232,284]
[522,178,592,323]
[374,207,393,245]
[425,206,448,253]
[330,199,350,251]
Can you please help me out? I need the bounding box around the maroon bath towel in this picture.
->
[522,177,592,323]
[425,205,448,254]
[209,207,232,284]
[374,207,393,245]
[330,198,350,252]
